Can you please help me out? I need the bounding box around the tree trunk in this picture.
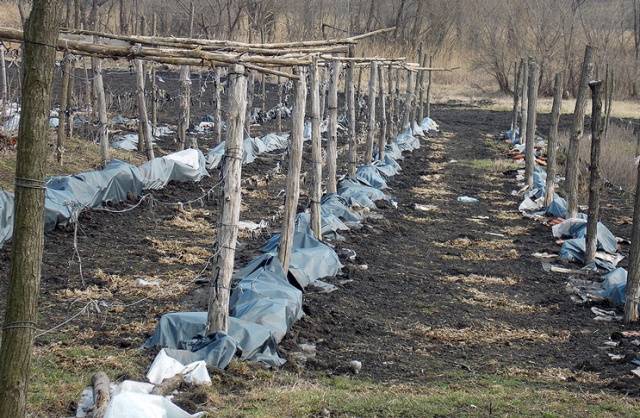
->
[365,62,377,163]
[426,56,433,118]
[150,13,158,134]
[524,59,538,188]
[544,72,564,208]
[402,69,413,130]
[0,46,7,106]
[178,65,191,150]
[276,73,282,132]
[387,64,395,139]
[566,45,594,219]
[278,67,307,275]
[0,1,61,416]
[378,63,386,160]
[206,64,247,333]
[418,54,427,122]
[135,58,154,160]
[91,372,110,418]
[584,80,604,265]
[309,60,322,240]
[326,62,341,193]
[57,1,72,167]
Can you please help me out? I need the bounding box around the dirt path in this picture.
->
[292,106,639,396]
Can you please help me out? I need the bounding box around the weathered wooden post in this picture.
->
[524,58,538,188]
[426,56,433,119]
[178,2,195,150]
[206,64,247,334]
[245,70,255,136]
[57,4,72,165]
[278,67,307,275]
[544,72,564,208]
[135,56,154,160]
[566,45,594,219]
[510,59,523,137]
[276,73,283,132]
[261,73,266,111]
[150,13,158,134]
[418,54,427,121]
[214,67,223,145]
[320,65,327,121]
[584,80,604,265]
[402,69,414,130]
[365,62,377,163]
[327,61,342,193]
[310,59,322,239]
[395,67,401,129]
[93,56,109,165]
[0,45,7,107]
[519,59,529,146]
[388,64,395,139]
[347,48,357,177]
[378,64,387,160]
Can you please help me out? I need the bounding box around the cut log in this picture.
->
[91,372,110,418]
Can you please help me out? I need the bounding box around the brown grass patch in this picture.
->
[412,323,570,346]
[440,274,518,286]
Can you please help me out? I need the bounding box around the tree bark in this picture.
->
[150,13,158,135]
[625,163,640,322]
[566,45,594,219]
[309,60,322,240]
[214,66,223,145]
[245,70,255,136]
[206,64,247,333]
[426,56,433,119]
[365,62,377,163]
[402,69,414,130]
[178,65,191,150]
[0,1,61,416]
[276,73,283,132]
[0,46,7,107]
[378,63,386,160]
[57,3,72,166]
[326,62,341,193]
[544,72,564,209]
[387,64,395,140]
[524,58,538,188]
[278,66,307,275]
[584,80,603,265]
[91,372,110,418]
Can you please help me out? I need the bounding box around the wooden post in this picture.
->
[91,372,111,418]
[365,62,377,163]
[327,61,342,193]
[566,45,594,219]
[388,64,395,139]
[214,66,223,145]
[519,60,529,146]
[261,73,266,111]
[0,46,7,107]
[395,68,401,129]
[135,57,154,160]
[278,66,307,275]
[625,161,640,322]
[310,59,322,239]
[56,43,71,165]
[0,1,61,415]
[319,66,327,121]
[206,64,247,334]
[93,56,109,165]
[426,55,433,119]
[544,72,564,208]
[178,66,191,150]
[276,73,282,132]
[510,60,522,135]
[402,69,414,130]
[245,70,255,136]
[347,46,357,177]
[418,54,427,122]
[524,58,538,188]
[150,13,158,134]
[378,64,387,160]
[584,80,604,265]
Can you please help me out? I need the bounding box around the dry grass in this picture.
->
[462,288,549,314]
[412,323,570,346]
[558,122,637,193]
[440,274,518,286]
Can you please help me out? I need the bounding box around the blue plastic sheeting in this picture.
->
[261,227,342,289]
[533,166,546,191]
[553,218,618,254]
[396,128,421,151]
[373,156,402,177]
[144,312,284,368]
[503,128,520,143]
[231,254,303,341]
[356,165,389,189]
[296,211,349,238]
[206,133,290,169]
[596,267,628,307]
[420,117,440,133]
[338,178,388,209]
[558,238,618,271]
[320,193,363,225]
[1,149,209,249]
[546,193,568,218]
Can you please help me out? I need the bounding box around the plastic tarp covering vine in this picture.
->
[206,133,290,169]
[0,149,209,249]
